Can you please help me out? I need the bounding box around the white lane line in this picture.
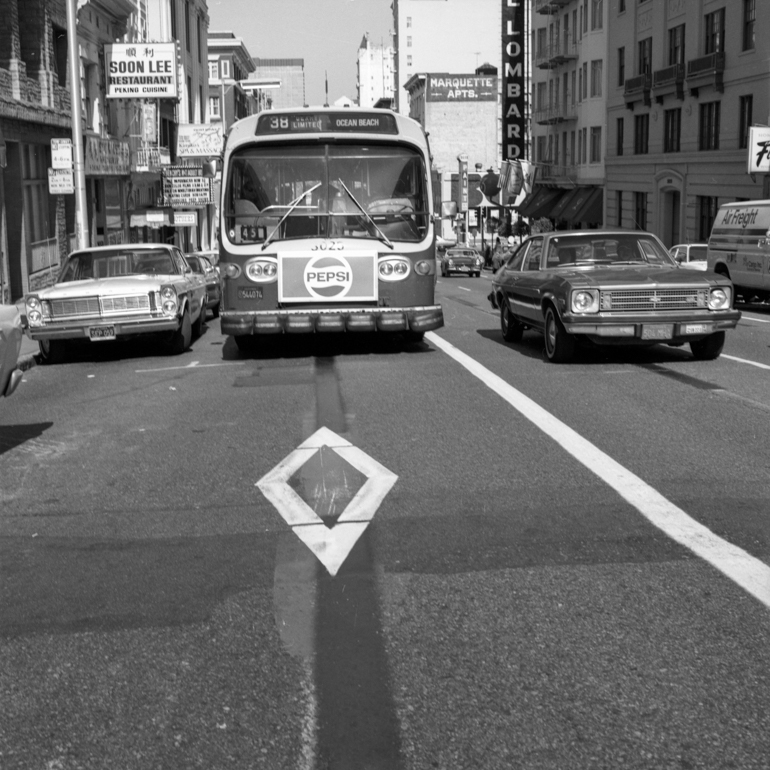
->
[135,361,245,373]
[426,331,770,609]
[458,286,472,292]
[722,354,770,371]
[740,314,770,324]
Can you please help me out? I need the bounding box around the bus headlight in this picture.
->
[379,256,411,282]
[244,257,278,283]
[708,287,731,309]
[571,289,599,313]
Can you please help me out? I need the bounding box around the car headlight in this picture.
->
[244,258,278,283]
[160,285,178,316]
[475,258,482,266]
[447,259,454,266]
[379,256,411,281]
[25,296,45,326]
[708,286,731,310]
[571,289,600,313]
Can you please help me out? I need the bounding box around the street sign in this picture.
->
[257,427,398,576]
[51,139,73,169]
[48,168,74,195]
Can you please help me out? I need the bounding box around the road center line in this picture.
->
[458,286,471,292]
[135,361,245,373]
[426,331,770,609]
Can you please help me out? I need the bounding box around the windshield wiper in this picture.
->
[336,179,394,250]
[262,182,322,251]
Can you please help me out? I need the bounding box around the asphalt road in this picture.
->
[1,276,769,770]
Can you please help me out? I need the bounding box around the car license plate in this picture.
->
[458,266,469,271]
[89,325,115,341]
[238,286,263,300]
[683,323,709,334]
[641,324,673,340]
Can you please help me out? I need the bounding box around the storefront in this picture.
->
[84,136,131,246]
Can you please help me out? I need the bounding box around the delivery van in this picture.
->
[707,200,770,301]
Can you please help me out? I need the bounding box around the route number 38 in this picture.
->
[269,117,290,130]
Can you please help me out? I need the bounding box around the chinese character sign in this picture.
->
[105,43,178,99]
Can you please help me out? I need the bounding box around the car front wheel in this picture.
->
[690,331,725,360]
[38,339,67,365]
[167,309,192,355]
[544,307,575,363]
[500,300,524,343]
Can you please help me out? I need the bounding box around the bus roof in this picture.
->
[225,107,429,153]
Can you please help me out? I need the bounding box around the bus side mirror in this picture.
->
[202,159,218,178]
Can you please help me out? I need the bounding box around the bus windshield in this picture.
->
[225,143,429,246]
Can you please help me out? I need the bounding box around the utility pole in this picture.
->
[66,0,89,249]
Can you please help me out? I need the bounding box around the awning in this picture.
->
[573,187,603,225]
[548,187,581,220]
[557,186,597,223]
[516,186,563,218]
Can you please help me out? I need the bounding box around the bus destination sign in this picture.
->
[256,112,399,136]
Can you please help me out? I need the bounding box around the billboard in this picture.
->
[105,43,178,99]
[502,0,526,161]
[426,75,497,102]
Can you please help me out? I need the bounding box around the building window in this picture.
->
[570,131,576,165]
[221,60,230,78]
[581,127,587,164]
[170,0,177,40]
[210,95,220,118]
[739,95,753,149]
[634,192,647,230]
[638,37,652,75]
[590,127,601,162]
[591,0,602,30]
[208,61,218,80]
[699,101,720,150]
[407,36,412,47]
[634,113,649,154]
[619,0,625,11]
[406,16,411,28]
[582,62,588,99]
[743,0,755,51]
[664,108,681,152]
[616,117,624,156]
[616,190,623,227]
[199,85,204,122]
[590,59,602,97]
[406,55,412,67]
[197,16,202,62]
[21,144,54,244]
[187,75,193,122]
[705,8,725,55]
[185,0,190,51]
[668,24,685,65]
[582,0,588,33]
[617,47,625,87]
[698,196,718,240]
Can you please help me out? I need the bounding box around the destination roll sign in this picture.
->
[256,112,399,136]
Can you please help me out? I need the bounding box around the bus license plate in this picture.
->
[89,325,115,340]
[238,287,263,300]
[641,324,673,340]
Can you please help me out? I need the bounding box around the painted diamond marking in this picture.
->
[257,427,398,576]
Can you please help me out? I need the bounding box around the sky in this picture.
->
[207,0,394,106]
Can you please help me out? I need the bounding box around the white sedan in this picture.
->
[670,243,708,271]
[24,244,207,364]
[0,303,23,396]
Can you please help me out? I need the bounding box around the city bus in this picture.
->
[217,107,444,350]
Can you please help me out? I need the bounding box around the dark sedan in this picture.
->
[488,230,741,363]
[440,247,483,278]
[186,253,221,318]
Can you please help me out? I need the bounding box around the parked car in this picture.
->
[670,243,708,271]
[488,230,741,363]
[185,253,221,317]
[24,244,207,364]
[440,247,483,277]
[0,304,24,397]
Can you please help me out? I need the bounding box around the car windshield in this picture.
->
[225,143,429,244]
[186,257,202,272]
[57,249,179,282]
[544,234,675,268]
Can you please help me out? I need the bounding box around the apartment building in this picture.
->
[607,0,765,246]
[525,0,606,228]
[357,32,395,108]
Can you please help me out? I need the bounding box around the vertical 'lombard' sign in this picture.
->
[502,0,526,162]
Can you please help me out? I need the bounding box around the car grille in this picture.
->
[49,295,151,318]
[600,288,708,312]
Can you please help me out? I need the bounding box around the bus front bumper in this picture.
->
[221,305,444,336]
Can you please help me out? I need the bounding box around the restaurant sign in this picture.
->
[105,43,178,99]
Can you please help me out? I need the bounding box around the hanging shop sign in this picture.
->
[161,166,213,208]
[176,124,224,158]
[502,0,526,161]
[85,137,130,175]
[105,43,179,99]
[747,126,770,174]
